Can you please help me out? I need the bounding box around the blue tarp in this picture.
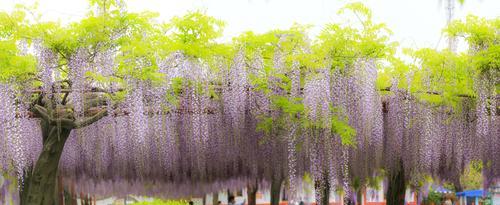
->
[456,190,485,197]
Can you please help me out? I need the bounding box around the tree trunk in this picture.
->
[247,180,258,205]
[22,125,72,205]
[270,177,283,205]
[386,165,406,205]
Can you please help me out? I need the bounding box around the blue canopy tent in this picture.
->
[456,190,486,205]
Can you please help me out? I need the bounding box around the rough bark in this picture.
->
[22,124,71,205]
[386,165,406,205]
[270,177,283,205]
[247,180,258,205]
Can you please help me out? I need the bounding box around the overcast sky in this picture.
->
[1,0,499,50]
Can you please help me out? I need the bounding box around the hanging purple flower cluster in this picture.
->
[300,58,386,202]
[287,60,301,205]
[378,71,499,192]
[52,51,270,197]
[0,84,42,183]
[34,41,57,98]
[224,50,248,131]
[474,74,499,188]
[68,49,90,119]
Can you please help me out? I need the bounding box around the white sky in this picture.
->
[1,0,499,50]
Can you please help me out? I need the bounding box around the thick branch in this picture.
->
[379,86,500,99]
[27,84,496,100]
[29,87,123,94]
[33,105,76,129]
[33,105,51,122]
[61,92,70,105]
[52,118,77,129]
[75,110,108,129]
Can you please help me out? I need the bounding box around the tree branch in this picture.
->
[75,110,108,129]
[61,92,70,105]
[33,105,51,122]
[379,87,500,99]
[52,118,76,129]
[28,87,122,94]
[33,105,76,129]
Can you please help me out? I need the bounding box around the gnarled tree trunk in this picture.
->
[21,102,107,205]
[22,122,72,205]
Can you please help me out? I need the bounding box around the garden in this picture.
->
[0,0,498,205]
